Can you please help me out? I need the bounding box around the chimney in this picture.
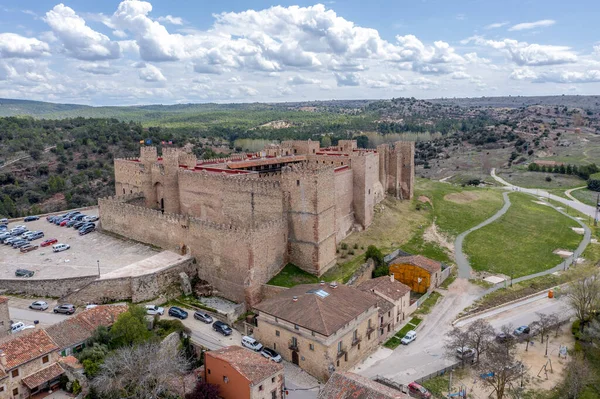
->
[0,350,6,370]
[320,280,325,286]
[292,296,298,302]
[390,274,394,282]
[329,282,338,289]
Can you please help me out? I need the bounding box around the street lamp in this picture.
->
[97,260,100,277]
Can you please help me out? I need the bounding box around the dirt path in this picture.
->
[423,222,454,255]
[564,186,587,203]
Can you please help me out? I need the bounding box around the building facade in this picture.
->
[203,346,284,399]
[100,140,415,305]
[388,255,442,294]
[253,283,380,381]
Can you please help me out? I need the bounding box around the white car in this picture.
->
[86,304,98,310]
[11,322,35,334]
[29,301,49,311]
[241,336,263,351]
[52,243,70,252]
[145,305,164,315]
[401,330,417,345]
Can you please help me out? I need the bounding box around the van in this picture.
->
[27,231,44,241]
[11,322,35,334]
[241,336,263,351]
[52,243,70,252]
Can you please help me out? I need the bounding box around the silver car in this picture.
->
[29,301,49,311]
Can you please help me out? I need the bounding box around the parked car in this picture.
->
[4,237,20,245]
[29,301,49,310]
[20,244,39,253]
[79,224,95,235]
[193,311,213,324]
[27,231,44,241]
[73,221,87,229]
[456,347,476,361]
[24,215,39,222]
[59,219,69,227]
[13,240,30,248]
[213,320,233,336]
[408,382,432,399]
[86,304,98,310]
[66,219,78,227]
[0,218,8,224]
[495,332,513,343]
[168,307,189,319]
[11,322,35,334]
[54,304,76,315]
[85,215,100,222]
[41,238,58,247]
[145,305,164,315]
[0,232,11,242]
[260,347,282,362]
[52,243,70,252]
[241,336,263,351]
[513,326,530,336]
[15,269,34,277]
[401,330,417,345]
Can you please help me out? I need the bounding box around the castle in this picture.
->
[99,140,414,305]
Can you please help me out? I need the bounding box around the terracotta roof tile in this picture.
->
[358,276,411,301]
[0,330,59,369]
[390,255,441,274]
[318,372,408,399]
[207,346,282,385]
[21,363,64,389]
[0,296,9,305]
[254,284,378,336]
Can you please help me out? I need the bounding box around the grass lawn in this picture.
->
[401,228,452,263]
[497,170,586,190]
[414,179,505,237]
[267,264,320,287]
[415,292,443,315]
[463,193,581,278]
[571,187,600,207]
[383,317,423,349]
[439,269,457,289]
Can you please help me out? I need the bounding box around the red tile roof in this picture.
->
[390,255,441,274]
[0,330,58,370]
[206,346,282,385]
[254,284,378,336]
[318,372,408,399]
[0,296,8,305]
[358,276,411,302]
[21,363,64,389]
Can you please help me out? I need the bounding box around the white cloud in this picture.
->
[390,35,465,74]
[238,85,258,96]
[508,19,556,31]
[334,72,361,86]
[509,67,538,80]
[139,64,166,81]
[465,36,577,66]
[450,71,471,80]
[532,70,600,83]
[45,4,121,61]
[113,30,128,38]
[594,45,600,57]
[156,15,183,25]
[288,75,321,85]
[78,63,119,75]
[485,22,509,30]
[0,33,50,58]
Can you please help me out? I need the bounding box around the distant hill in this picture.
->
[428,95,600,110]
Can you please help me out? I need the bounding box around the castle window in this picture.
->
[130,190,133,194]
[11,369,18,378]
[368,189,371,195]
[309,343,314,351]
[296,180,300,186]
[123,188,125,194]
[276,330,280,337]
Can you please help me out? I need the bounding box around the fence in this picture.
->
[416,290,432,307]
[414,362,461,384]
[384,249,412,264]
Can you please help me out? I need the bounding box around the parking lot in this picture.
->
[0,208,160,279]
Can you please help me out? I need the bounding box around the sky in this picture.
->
[0,0,599,106]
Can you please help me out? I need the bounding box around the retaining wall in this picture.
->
[0,275,98,298]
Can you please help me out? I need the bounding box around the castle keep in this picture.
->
[99,140,414,305]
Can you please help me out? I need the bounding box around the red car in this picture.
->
[60,220,69,226]
[40,238,58,247]
[408,383,432,399]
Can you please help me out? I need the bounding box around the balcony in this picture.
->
[366,326,376,336]
[336,348,347,359]
[288,341,299,352]
[351,336,362,347]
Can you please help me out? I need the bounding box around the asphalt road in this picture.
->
[9,306,71,328]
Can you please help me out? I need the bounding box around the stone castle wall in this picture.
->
[333,168,355,242]
[98,196,287,304]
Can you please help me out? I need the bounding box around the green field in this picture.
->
[497,170,587,190]
[571,187,600,207]
[463,193,582,278]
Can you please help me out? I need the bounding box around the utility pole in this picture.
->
[595,193,599,227]
[97,260,100,277]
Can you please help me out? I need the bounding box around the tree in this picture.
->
[109,305,152,347]
[320,135,332,148]
[476,342,523,399]
[365,245,384,267]
[445,327,472,366]
[531,312,559,344]
[467,319,495,362]
[356,135,369,149]
[567,269,600,332]
[185,381,220,399]
[92,341,189,399]
[560,353,593,399]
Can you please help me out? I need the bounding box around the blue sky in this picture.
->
[1,0,599,105]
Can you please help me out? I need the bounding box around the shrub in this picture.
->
[545,176,552,182]
[588,173,600,192]
[365,245,384,267]
[572,320,581,335]
[353,243,358,249]
[341,243,348,250]
[348,249,355,255]
[373,265,390,278]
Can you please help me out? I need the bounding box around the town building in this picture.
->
[253,282,380,381]
[317,372,408,399]
[388,255,442,294]
[203,345,284,399]
[0,330,62,398]
[100,139,414,306]
[46,305,127,356]
[357,275,412,342]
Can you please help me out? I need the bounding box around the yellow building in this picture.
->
[388,255,442,294]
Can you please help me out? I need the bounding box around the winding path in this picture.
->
[564,186,587,203]
[454,191,512,278]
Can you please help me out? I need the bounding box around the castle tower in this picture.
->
[376,141,414,200]
[158,147,181,214]
[350,153,378,228]
[281,164,337,276]
[140,146,158,165]
[396,141,415,200]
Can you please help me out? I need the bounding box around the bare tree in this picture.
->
[445,327,472,366]
[566,269,600,332]
[476,342,523,399]
[92,341,190,399]
[530,313,559,344]
[467,319,495,362]
[561,353,593,399]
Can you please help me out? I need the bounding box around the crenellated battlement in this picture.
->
[179,169,281,192]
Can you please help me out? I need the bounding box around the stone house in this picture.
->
[317,372,409,399]
[357,275,412,342]
[388,255,442,294]
[203,345,284,399]
[253,283,379,382]
[0,329,62,398]
[46,305,127,356]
